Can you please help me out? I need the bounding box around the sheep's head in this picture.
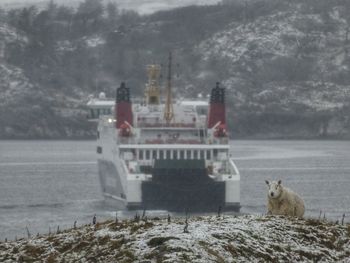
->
[265,180,283,199]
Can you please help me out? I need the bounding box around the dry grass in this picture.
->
[23,244,45,258]
[46,253,59,263]
[109,237,126,250]
[147,236,179,247]
[98,235,110,246]
[198,241,226,263]
[115,249,136,262]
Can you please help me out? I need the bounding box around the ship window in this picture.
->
[146,150,150,160]
[140,166,152,174]
[200,150,205,159]
[213,149,218,159]
[92,109,97,118]
[159,150,164,159]
[193,150,198,159]
[206,150,211,160]
[173,150,178,160]
[139,150,144,160]
[166,150,171,159]
[152,150,157,159]
[180,150,184,159]
[97,131,100,139]
[97,146,102,154]
[186,150,191,159]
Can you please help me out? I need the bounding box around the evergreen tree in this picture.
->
[76,0,104,34]
[106,1,119,28]
[17,6,38,34]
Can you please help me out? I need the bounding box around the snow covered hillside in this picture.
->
[197,4,350,138]
[0,23,95,138]
[1,0,350,138]
[0,215,349,262]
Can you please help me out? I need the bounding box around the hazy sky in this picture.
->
[0,0,220,14]
[0,0,220,5]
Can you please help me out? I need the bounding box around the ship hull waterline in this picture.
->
[98,158,241,213]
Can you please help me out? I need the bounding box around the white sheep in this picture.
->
[265,180,305,218]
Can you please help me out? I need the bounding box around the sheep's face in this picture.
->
[265,180,282,199]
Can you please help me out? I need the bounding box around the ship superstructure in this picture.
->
[87,58,240,212]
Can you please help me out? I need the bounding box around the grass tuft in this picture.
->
[147,236,180,247]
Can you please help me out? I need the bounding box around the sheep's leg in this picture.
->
[267,201,273,215]
[279,203,292,216]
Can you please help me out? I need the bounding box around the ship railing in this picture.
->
[228,158,240,176]
[118,137,229,145]
[144,139,202,144]
[209,138,229,145]
[137,122,197,128]
[119,137,138,144]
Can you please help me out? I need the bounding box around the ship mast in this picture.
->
[145,64,161,105]
[164,52,174,124]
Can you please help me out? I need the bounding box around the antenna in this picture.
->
[164,52,174,124]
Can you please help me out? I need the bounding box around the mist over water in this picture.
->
[0,140,349,240]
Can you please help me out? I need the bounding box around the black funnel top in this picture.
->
[116,82,131,103]
[210,82,225,104]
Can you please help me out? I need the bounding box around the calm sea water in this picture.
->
[0,140,349,240]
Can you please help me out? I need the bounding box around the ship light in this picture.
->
[108,118,114,123]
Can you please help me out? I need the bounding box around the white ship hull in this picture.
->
[96,125,240,212]
[97,159,127,209]
[88,62,241,212]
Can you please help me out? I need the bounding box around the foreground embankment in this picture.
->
[0,215,349,262]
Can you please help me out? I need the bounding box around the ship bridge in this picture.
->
[115,101,231,180]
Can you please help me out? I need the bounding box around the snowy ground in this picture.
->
[0,214,349,262]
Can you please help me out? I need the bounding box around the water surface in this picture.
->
[0,140,349,240]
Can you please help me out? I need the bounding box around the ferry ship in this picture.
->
[87,54,240,212]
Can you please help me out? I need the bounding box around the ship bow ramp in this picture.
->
[140,159,226,212]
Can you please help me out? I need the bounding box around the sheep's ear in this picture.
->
[265,180,270,185]
[278,180,282,185]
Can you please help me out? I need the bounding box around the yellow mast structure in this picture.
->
[145,64,161,105]
[164,52,174,124]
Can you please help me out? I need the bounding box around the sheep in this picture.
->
[265,180,305,218]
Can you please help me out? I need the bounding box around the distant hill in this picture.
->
[197,2,350,138]
[0,0,350,139]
